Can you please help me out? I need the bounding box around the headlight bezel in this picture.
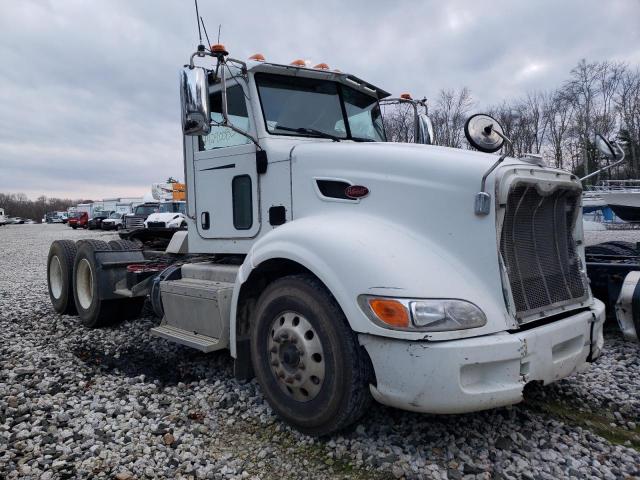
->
[358,295,487,332]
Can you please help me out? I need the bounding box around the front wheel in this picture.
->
[250,274,372,436]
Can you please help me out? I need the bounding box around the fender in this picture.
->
[229,211,514,357]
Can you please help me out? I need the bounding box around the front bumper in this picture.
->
[360,299,605,414]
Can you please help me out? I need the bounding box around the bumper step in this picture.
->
[150,325,223,352]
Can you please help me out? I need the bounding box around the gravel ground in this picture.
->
[0,224,639,480]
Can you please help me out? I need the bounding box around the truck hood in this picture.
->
[285,141,572,340]
[146,212,185,223]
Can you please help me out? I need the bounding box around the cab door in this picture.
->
[192,82,260,239]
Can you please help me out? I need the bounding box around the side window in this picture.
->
[232,175,253,230]
[199,85,251,151]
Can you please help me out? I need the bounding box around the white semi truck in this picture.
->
[46,43,610,435]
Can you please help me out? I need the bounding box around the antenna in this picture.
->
[200,17,211,47]
[194,0,204,51]
[217,24,221,43]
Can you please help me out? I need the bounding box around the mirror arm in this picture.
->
[213,56,262,150]
[474,131,513,216]
[580,150,626,181]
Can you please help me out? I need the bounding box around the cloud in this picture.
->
[0,0,638,199]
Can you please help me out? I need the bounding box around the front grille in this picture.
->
[499,184,587,320]
[147,221,166,228]
[125,217,145,229]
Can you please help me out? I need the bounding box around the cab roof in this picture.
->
[243,59,391,100]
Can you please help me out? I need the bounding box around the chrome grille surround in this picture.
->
[125,216,145,230]
[498,180,588,322]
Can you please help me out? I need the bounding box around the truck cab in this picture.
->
[47,44,606,436]
[123,202,159,230]
[144,201,186,229]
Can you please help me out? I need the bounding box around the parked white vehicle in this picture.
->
[144,201,186,229]
[100,212,126,231]
[0,208,7,226]
[46,42,606,436]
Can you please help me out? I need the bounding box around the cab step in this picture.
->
[150,324,223,352]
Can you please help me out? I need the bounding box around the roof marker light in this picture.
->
[400,93,412,100]
[314,63,330,70]
[290,59,306,67]
[210,43,228,55]
[249,53,265,61]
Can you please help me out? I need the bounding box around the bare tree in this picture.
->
[616,68,640,176]
[545,90,574,169]
[381,102,419,143]
[431,88,473,148]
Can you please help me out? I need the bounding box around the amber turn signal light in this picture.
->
[369,299,409,328]
[290,59,306,67]
[249,53,265,61]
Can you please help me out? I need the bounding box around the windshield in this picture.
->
[135,205,158,216]
[109,212,121,219]
[255,73,385,142]
[159,202,186,214]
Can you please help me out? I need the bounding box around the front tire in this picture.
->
[47,240,78,315]
[250,274,372,436]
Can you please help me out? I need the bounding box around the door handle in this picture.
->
[201,211,210,230]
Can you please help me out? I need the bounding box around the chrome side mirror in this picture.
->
[580,133,626,181]
[417,114,435,145]
[464,114,505,153]
[180,67,210,136]
[594,133,622,161]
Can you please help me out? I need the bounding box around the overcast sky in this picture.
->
[1,0,639,200]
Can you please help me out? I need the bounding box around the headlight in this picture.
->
[359,296,486,332]
[410,300,486,331]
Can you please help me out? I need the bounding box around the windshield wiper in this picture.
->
[350,136,376,142]
[275,125,342,142]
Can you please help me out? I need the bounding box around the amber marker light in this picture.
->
[249,53,265,61]
[314,63,330,70]
[210,43,228,55]
[369,299,410,328]
[400,93,412,100]
[290,59,306,67]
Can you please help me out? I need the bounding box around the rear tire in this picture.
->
[250,274,372,436]
[47,240,78,315]
[72,242,120,328]
[108,239,140,251]
[71,225,77,230]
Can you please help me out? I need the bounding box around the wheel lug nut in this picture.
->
[271,360,279,366]
[294,373,302,380]
[270,347,278,353]
[278,371,285,379]
[285,376,294,384]
[290,337,297,344]
[298,362,305,370]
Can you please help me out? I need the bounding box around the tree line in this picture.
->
[0,193,92,222]
[383,59,640,184]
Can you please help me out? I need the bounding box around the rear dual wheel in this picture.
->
[46,240,145,326]
[73,241,144,327]
[47,240,78,315]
